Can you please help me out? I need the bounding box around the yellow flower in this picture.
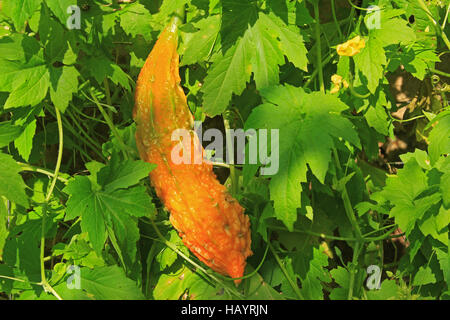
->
[331,74,343,85]
[336,36,365,57]
[330,74,349,94]
[330,85,340,94]
[342,79,349,88]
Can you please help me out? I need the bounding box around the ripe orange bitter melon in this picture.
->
[133,19,252,283]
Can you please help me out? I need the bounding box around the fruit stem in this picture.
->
[172,5,186,28]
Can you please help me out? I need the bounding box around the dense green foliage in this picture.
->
[0,0,449,300]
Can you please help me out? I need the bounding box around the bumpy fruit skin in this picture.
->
[133,20,252,283]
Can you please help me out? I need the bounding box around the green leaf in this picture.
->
[358,159,388,189]
[201,10,309,116]
[64,176,93,221]
[333,172,356,192]
[46,0,78,26]
[0,33,40,64]
[64,176,106,253]
[0,121,22,147]
[153,264,228,300]
[413,266,437,286]
[157,0,189,22]
[2,0,41,31]
[53,234,105,268]
[398,46,441,81]
[0,199,8,260]
[248,14,285,89]
[0,152,28,207]
[119,2,152,40]
[0,39,50,109]
[181,15,221,66]
[49,66,79,112]
[97,159,154,193]
[261,12,308,71]
[246,85,359,229]
[329,266,350,300]
[365,104,389,136]
[428,113,450,165]
[83,56,131,91]
[201,30,253,116]
[296,247,330,299]
[376,150,448,242]
[79,266,145,300]
[243,265,285,300]
[14,119,36,161]
[108,64,131,90]
[371,18,416,46]
[4,65,49,108]
[1,229,41,286]
[221,0,258,49]
[418,204,448,245]
[39,13,68,63]
[155,230,183,271]
[354,37,386,94]
[397,0,439,37]
[441,172,450,208]
[435,248,450,287]
[64,157,154,262]
[0,35,46,92]
[366,280,400,300]
[400,149,432,170]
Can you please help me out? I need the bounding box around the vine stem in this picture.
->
[304,53,334,88]
[331,0,343,41]
[0,275,39,284]
[268,224,400,242]
[332,148,363,241]
[347,241,360,300]
[389,113,426,123]
[313,1,325,93]
[173,5,186,26]
[331,148,364,300]
[103,78,113,119]
[348,72,371,98]
[39,106,64,301]
[17,162,69,183]
[443,3,450,29]
[211,161,230,168]
[267,225,359,242]
[268,242,304,300]
[430,68,450,78]
[362,224,397,237]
